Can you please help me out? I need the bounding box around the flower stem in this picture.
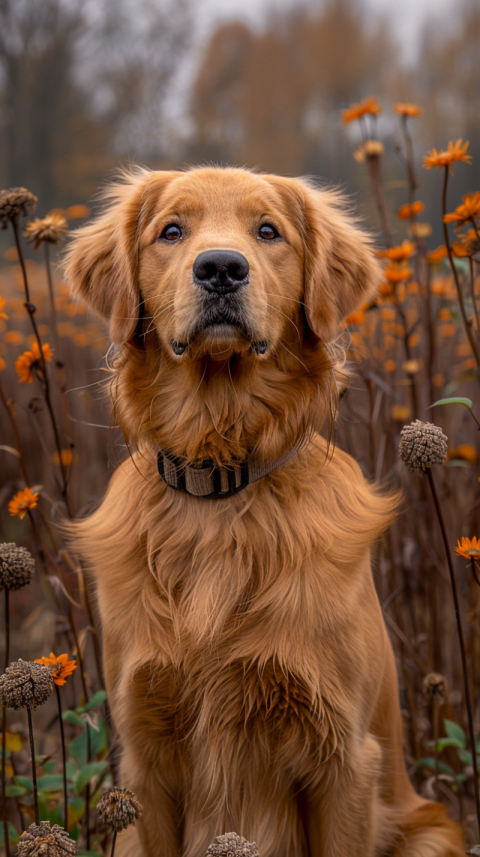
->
[110,830,117,857]
[427,469,480,834]
[433,695,439,802]
[55,685,68,830]
[2,590,10,856]
[10,217,72,514]
[472,558,480,589]
[26,706,39,825]
[441,168,480,367]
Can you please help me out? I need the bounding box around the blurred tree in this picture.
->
[0,0,191,210]
[189,0,400,180]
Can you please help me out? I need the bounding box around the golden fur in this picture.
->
[65,167,464,856]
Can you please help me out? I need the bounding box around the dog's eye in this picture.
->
[160,224,182,242]
[258,224,279,241]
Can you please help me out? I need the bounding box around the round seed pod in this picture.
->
[96,787,142,832]
[0,188,37,228]
[399,420,448,473]
[206,833,260,857]
[0,543,35,591]
[0,660,54,710]
[17,822,76,856]
[423,673,447,706]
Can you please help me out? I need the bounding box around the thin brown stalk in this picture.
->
[2,589,10,857]
[26,706,39,826]
[433,696,439,802]
[427,469,480,835]
[441,169,480,367]
[469,256,480,336]
[365,154,393,248]
[10,218,72,513]
[110,829,117,857]
[55,685,68,831]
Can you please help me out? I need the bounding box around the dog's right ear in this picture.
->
[64,168,178,344]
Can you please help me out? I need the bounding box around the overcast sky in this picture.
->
[198,0,457,62]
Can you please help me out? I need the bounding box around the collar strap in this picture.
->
[157,439,303,499]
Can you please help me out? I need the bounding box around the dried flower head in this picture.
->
[97,787,142,832]
[0,188,38,228]
[8,487,40,520]
[399,420,448,473]
[0,543,35,591]
[17,822,76,856]
[0,660,54,709]
[422,673,447,705]
[35,653,77,686]
[206,833,260,857]
[24,212,67,252]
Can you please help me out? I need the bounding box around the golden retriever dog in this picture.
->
[65,166,464,857]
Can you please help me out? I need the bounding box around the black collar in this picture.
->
[157,439,304,499]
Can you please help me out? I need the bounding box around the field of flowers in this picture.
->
[1,98,480,853]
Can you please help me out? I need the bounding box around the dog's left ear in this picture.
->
[300,183,382,341]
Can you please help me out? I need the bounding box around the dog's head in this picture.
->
[65,167,381,461]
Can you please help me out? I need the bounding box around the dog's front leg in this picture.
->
[305,735,383,857]
[118,739,182,857]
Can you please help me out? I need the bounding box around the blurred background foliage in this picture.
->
[0,0,479,233]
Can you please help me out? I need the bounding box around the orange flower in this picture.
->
[393,102,423,118]
[448,444,477,464]
[455,536,480,560]
[377,241,415,263]
[423,139,472,173]
[452,231,478,257]
[344,310,365,326]
[35,652,77,686]
[52,449,73,466]
[443,193,480,228]
[384,266,412,284]
[8,487,39,519]
[0,297,8,320]
[342,97,382,125]
[397,201,425,220]
[14,341,53,383]
[427,246,448,264]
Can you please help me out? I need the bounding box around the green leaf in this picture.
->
[459,749,473,765]
[436,737,464,752]
[68,796,86,829]
[0,821,19,845]
[69,717,108,765]
[13,776,33,792]
[444,719,467,747]
[415,757,456,776]
[42,759,56,774]
[75,761,108,795]
[66,762,79,781]
[5,784,26,797]
[77,851,103,856]
[77,690,107,713]
[36,774,64,793]
[63,710,85,728]
[430,397,473,410]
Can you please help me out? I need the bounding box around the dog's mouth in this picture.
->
[171,297,268,358]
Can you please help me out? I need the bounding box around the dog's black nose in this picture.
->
[193,250,249,293]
